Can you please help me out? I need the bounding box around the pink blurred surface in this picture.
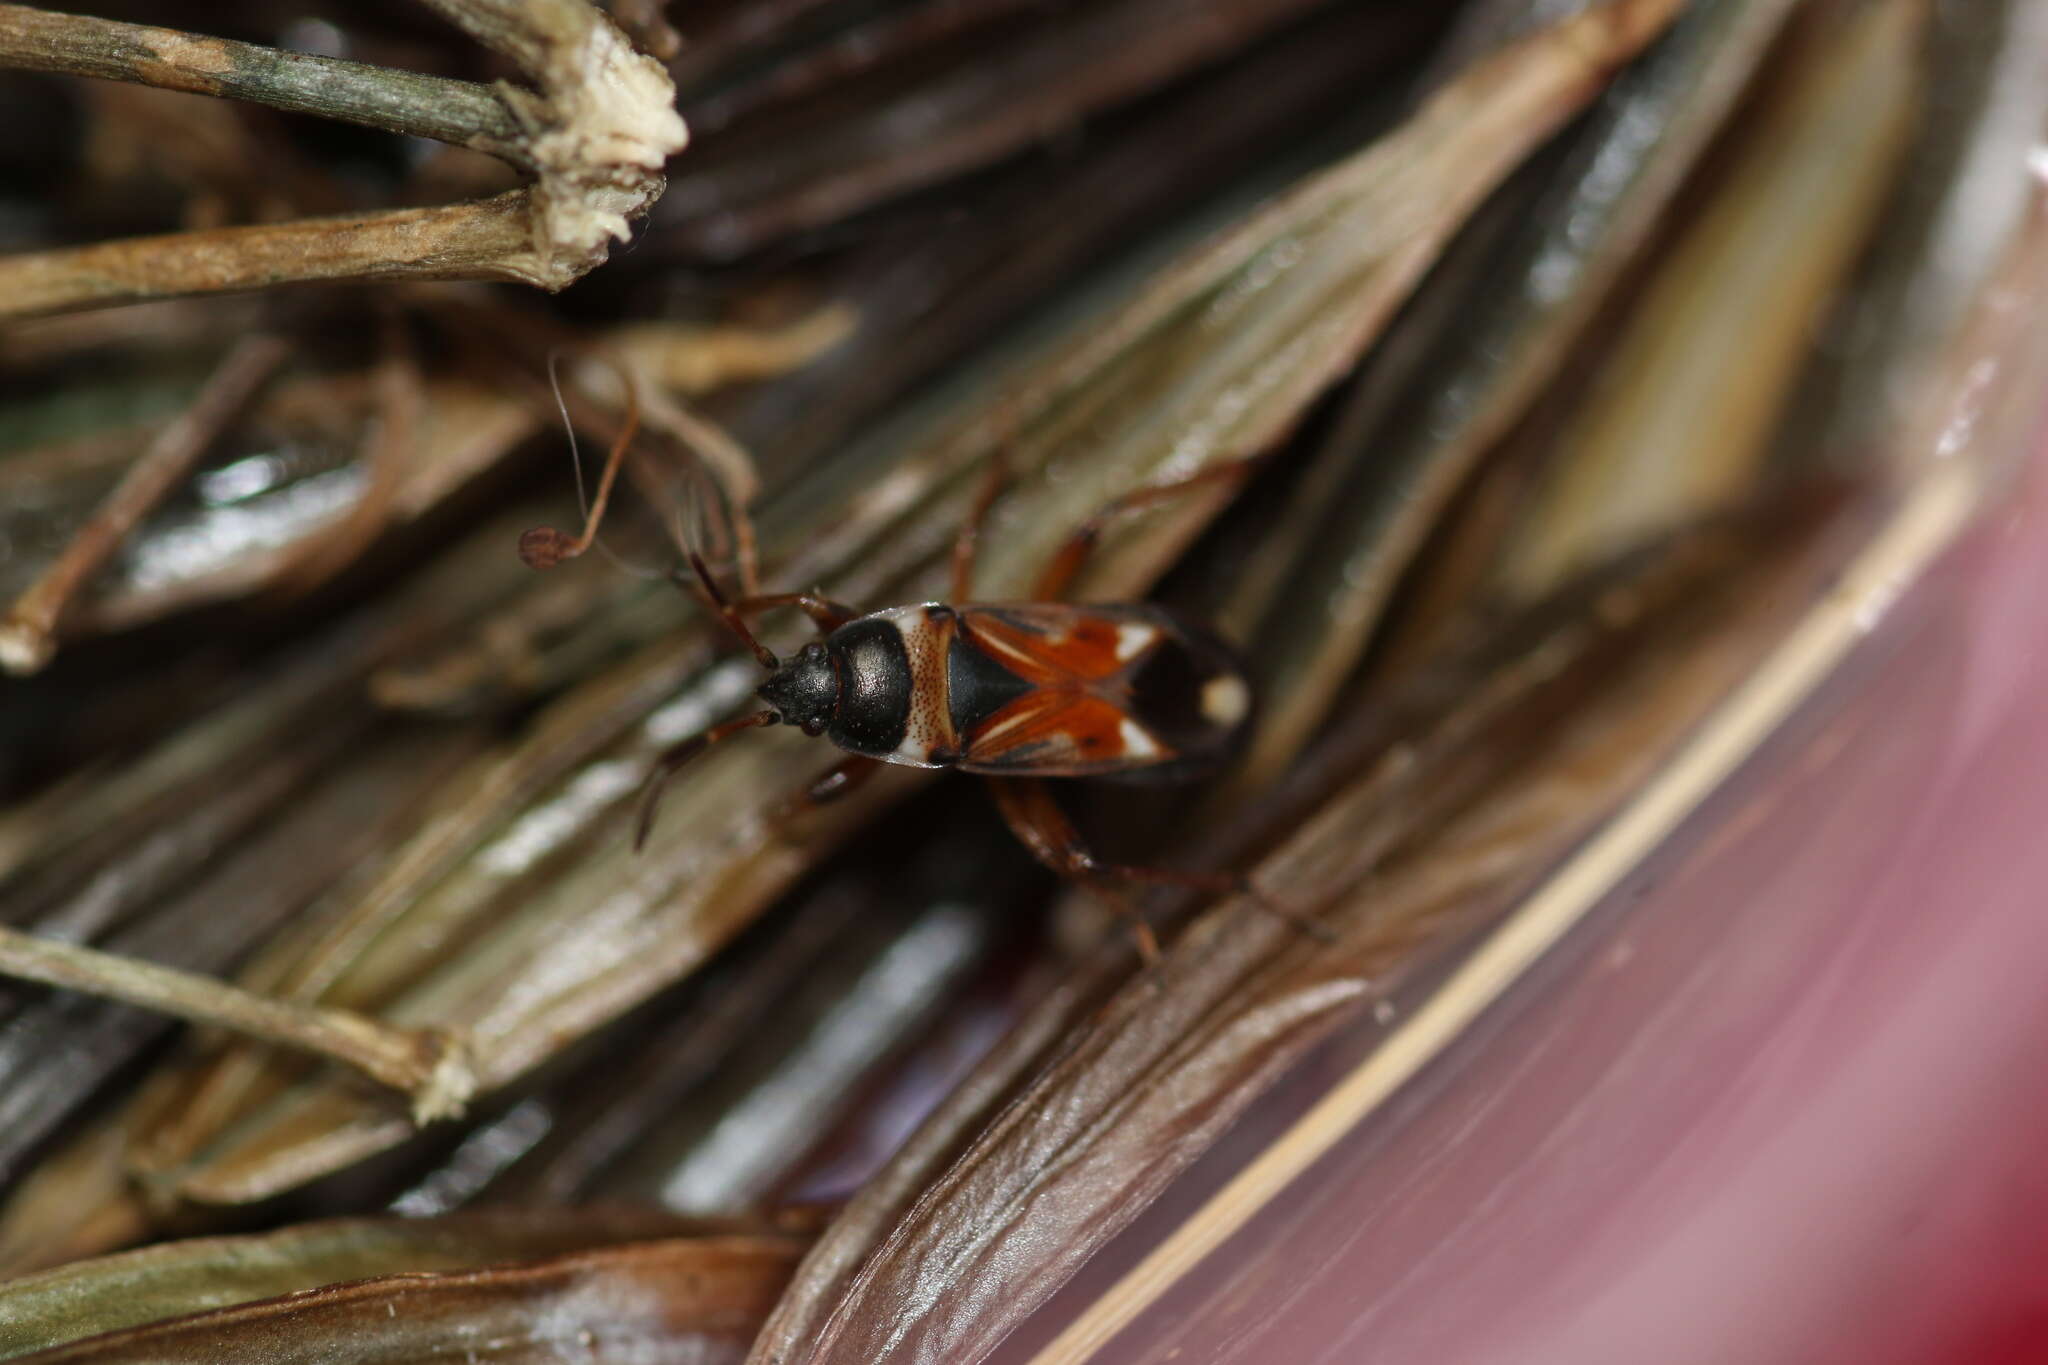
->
[1009,439,2048,1363]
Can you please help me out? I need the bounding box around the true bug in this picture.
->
[524,408,1321,957]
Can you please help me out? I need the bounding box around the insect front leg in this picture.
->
[675,552,859,668]
[634,709,780,850]
[1033,457,1265,603]
[775,754,883,821]
[723,591,862,636]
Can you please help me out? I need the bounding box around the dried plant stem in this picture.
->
[0,4,524,154]
[410,0,688,282]
[0,927,475,1124]
[0,0,686,318]
[0,333,289,674]
[0,194,546,319]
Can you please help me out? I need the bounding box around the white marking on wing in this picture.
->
[1114,621,1158,662]
[1119,717,1163,760]
[975,710,1033,744]
[1201,674,1250,727]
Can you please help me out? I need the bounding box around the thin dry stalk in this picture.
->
[0,927,474,1124]
[0,334,289,674]
[0,5,524,153]
[0,0,686,317]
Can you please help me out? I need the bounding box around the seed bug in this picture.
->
[525,411,1326,959]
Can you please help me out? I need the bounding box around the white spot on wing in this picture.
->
[1119,717,1163,760]
[1201,674,1250,727]
[1114,621,1158,661]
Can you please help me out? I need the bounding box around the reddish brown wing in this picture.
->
[958,690,1138,773]
[953,604,1251,780]
[953,603,1133,684]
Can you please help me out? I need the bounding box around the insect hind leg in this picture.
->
[986,778,1325,960]
[951,448,1010,601]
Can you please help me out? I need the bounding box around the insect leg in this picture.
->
[1032,457,1263,602]
[634,709,779,850]
[986,778,1163,963]
[674,553,861,666]
[951,449,1010,601]
[518,356,640,571]
[1091,864,1333,943]
[775,754,883,821]
[724,591,862,635]
[987,777,1329,954]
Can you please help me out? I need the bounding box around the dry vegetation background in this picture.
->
[0,0,2044,1360]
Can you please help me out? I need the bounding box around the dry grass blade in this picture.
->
[1220,0,1806,791]
[655,0,1358,260]
[1768,0,2048,461]
[0,0,1690,1237]
[2,1223,806,1363]
[1499,0,1926,594]
[0,1207,722,1354]
[386,821,1023,1214]
[703,3,1434,480]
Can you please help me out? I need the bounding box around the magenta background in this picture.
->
[997,439,2048,1364]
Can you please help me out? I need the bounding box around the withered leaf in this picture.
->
[1,1215,804,1364]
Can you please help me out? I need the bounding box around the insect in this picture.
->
[525,399,1322,958]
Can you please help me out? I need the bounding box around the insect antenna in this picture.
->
[635,709,779,850]
[677,551,779,671]
[518,353,642,572]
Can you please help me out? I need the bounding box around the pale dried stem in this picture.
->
[0,333,289,674]
[0,4,524,154]
[0,194,547,321]
[0,927,475,1124]
[412,0,688,284]
[0,0,686,318]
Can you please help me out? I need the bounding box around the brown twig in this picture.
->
[0,194,547,318]
[0,0,686,318]
[0,4,525,155]
[0,926,475,1124]
[0,333,289,674]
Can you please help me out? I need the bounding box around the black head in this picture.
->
[756,640,839,735]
